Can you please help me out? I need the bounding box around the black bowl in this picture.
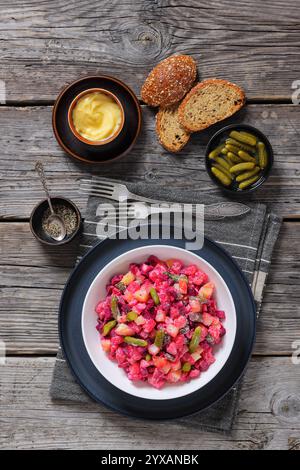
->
[30,197,82,246]
[52,75,142,164]
[205,124,274,195]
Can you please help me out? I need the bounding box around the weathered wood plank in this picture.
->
[0,221,299,355]
[0,356,299,449]
[0,104,300,219]
[0,222,79,268]
[0,0,300,101]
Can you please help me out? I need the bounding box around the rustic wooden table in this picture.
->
[1,0,300,450]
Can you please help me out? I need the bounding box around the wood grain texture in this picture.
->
[0,104,300,219]
[0,0,300,101]
[0,221,299,355]
[0,356,299,449]
[1,0,300,451]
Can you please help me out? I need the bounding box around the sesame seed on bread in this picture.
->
[178,79,246,132]
[141,55,197,107]
[156,104,190,153]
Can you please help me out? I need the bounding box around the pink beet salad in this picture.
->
[95,256,226,389]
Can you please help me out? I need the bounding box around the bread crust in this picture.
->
[141,55,197,107]
[178,79,246,132]
[156,106,190,153]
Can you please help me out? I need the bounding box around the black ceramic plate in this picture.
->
[59,227,256,420]
[52,76,142,164]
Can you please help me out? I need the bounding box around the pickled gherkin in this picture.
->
[257,141,268,169]
[213,163,233,180]
[182,362,192,372]
[236,166,261,182]
[215,156,232,171]
[237,150,256,163]
[225,143,241,155]
[154,329,165,349]
[189,326,202,353]
[229,130,257,147]
[240,131,258,145]
[227,151,242,164]
[238,175,260,190]
[230,162,255,174]
[224,155,234,166]
[126,311,138,322]
[211,166,232,186]
[150,287,160,305]
[208,144,224,159]
[110,295,120,319]
[115,281,126,292]
[124,336,148,347]
[165,272,188,282]
[102,320,117,336]
[226,137,256,154]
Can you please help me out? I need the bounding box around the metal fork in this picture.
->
[80,178,250,219]
[80,178,161,203]
[104,202,196,220]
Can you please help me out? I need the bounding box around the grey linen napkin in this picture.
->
[50,178,281,433]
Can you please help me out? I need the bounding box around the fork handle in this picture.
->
[150,206,196,216]
[204,202,250,218]
[127,192,249,217]
[147,203,249,219]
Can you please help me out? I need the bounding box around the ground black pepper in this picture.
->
[42,204,78,237]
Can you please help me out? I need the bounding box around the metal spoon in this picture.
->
[35,161,67,241]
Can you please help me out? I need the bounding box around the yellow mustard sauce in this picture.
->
[72,92,122,141]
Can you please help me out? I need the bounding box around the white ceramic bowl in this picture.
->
[82,245,236,400]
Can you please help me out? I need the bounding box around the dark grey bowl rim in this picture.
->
[205,124,274,195]
[30,196,82,246]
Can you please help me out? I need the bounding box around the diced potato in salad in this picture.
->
[95,256,226,389]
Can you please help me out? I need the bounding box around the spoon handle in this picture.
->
[35,161,54,214]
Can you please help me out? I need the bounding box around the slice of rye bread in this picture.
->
[156,105,190,153]
[178,79,246,132]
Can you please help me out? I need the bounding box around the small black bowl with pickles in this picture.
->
[205,124,273,195]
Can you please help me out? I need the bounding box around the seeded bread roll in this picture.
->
[178,79,245,132]
[156,105,190,153]
[141,55,197,107]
